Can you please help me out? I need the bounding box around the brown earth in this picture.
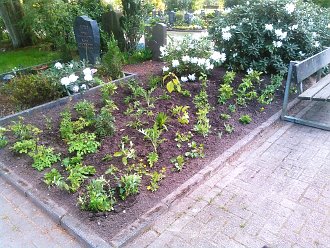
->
[0,60,288,242]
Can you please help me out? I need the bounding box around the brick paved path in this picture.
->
[0,177,81,248]
[128,102,330,248]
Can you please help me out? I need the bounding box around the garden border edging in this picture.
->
[0,97,302,248]
[0,72,136,126]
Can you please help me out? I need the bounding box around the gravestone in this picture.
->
[145,23,167,61]
[152,9,157,18]
[74,16,100,64]
[214,10,220,17]
[102,10,125,51]
[184,13,193,25]
[200,10,205,18]
[168,11,176,26]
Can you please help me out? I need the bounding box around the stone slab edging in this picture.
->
[109,98,304,247]
[0,72,136,126]
[0,97,305,248]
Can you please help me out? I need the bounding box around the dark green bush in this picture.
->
[2,74,63,108]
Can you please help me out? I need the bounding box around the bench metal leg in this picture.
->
[281,62,295,119]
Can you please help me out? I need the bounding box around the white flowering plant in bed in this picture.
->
[160,36,226,83]
[44,61,101,95]
[208,0,330,74]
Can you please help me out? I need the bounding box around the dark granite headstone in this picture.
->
[102,11,125,51]
[169,11,176,26]
[74,16,100,64]
[145,23,167,61]
[184,13,193,25]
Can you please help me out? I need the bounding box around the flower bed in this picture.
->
[0,60,288,241]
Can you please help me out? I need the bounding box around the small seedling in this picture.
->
[239,114,252,124]
[224,123,234,134]
[220,113,231,120]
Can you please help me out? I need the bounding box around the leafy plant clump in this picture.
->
[209,0,330,74]
[101,36,123,80]
[239,114,252,124]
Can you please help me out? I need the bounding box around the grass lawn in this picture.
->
[0,45,61,74]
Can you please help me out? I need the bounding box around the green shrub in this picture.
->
[95,107,116,138]
[118,174,141,200]
[101,36,123,79]
[209,0,330,74]
[2,74,63,108]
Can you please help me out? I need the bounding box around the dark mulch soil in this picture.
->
[0,60,287,242]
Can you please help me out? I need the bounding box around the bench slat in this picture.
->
[311,81,330,101]
[295,47,330,83]
[298,74,330,100]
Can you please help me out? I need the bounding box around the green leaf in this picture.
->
[166,81,174,93]
[114,151,123,157]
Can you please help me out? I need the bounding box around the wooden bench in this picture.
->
[281,47,330,130]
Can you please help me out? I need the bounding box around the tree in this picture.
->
[0,0,31,48]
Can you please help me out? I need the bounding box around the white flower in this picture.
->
[210,51,221,62]
[182,55,190,63]
[60,77,70,86]
[69,63,73,68]
[275,29,287,40]
[299,51,305,57]
[172,59,180,68]
[162,66,169,72]
[84,73,93,81]
[83,68,92,76]
[197,58,206,66]
[206,63,214,71]
[54,62,63,69]
[91,69,97,74]
[313,41,320,48]
[285,3,295,14]
[265,24,273,31]
[188,74,196,81]
[223,8,231,14]
[222,27,230,33]
[181,76,188,83]
[230,25,236,29]
[222,32,232,41]
[68,74,78,83]
[289,24,298,31]
[312,32,317,38]
[81,84,87,90]
[273,41,283,48]
[190,57,198,64]
[72,85,79,93]
[247,68,253,74]
[160,46,168,57]
[232,53,237,58]
[219,53,226,62]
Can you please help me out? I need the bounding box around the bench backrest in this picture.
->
[294,47,330,83]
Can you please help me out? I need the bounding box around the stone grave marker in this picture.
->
[152,9,157,18]
[184,13,194,25]
[214,9,220,17]
[169,11,176,26]
[145,23,167,61]
[101,10,125,51]
[74,16,100,64]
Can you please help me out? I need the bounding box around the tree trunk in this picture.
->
[0,0,31,48]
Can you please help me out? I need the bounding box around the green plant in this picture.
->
[172,105,190,125]
[185,141,205,158]
[147,167,166,192]
[100,82,118,103]
[2,73,63,109]
[67,163,96,192]
[0,127,8,148]
[67,132,100,157]
[43,115,53,130]
[118,174,142,200]
[220,113,231,120]
[239,114,252,124]
[59,110,74,141]
[138,123,165,153]
[78,176,116,212]
[258,74,283,104]
[74,100,96,123]
[113,137,136,166]
[209,0,330,74]
[175,131,193,148]
[155,112,168,130]
[101,35,123,80]
[193,89,210,110]
[9,117,41,141]
[11,139,36,154]
[218,83,234,104]
[163,72,181,93]
[194,108,211,137]
[148,75,163,88]
[228,104,236,113]
[95,107,116,138]
[29,146,61,171]
[44,168,69,191]
[224,123,235,134]
[147,151,159,167]
[236,75,258,106]
[171,155,185,171]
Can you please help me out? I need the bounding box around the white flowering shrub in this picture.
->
[160,36,226,82]
[209,0,330,74]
